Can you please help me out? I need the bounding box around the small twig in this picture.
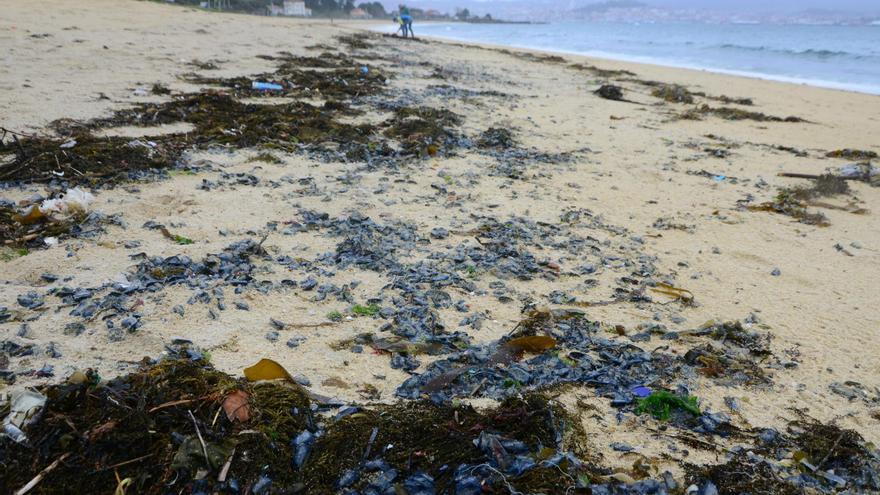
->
[188,410,210,467]
[14,452,71,495]
[217,448,235,482]
[94,453,155,473]
[211,406,222,428]
[817,433,844,470]
[148,398,195,413]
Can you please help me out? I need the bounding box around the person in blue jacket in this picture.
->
[398,4,414,38]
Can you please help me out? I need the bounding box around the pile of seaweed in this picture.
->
[680,104,804,123]
[825,148,877,161]
[0,132,183,185]
[1,358,312,494]
[650,84,753,106]
[687,417,880,494]
[749,174,856,226]
[1,93,466,185]
[382,106,464,157]
[6,348,876,494]
[0,50,402,186]
[0,357,602,494]
[185,65,389,100]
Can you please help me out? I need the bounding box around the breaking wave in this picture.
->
[717,44,871,60]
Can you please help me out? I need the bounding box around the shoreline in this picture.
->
[370,21,880,96]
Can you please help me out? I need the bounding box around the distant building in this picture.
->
[268,1,312,17]
[349,8,371,19]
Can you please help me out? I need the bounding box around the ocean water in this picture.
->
[387,21,880,94]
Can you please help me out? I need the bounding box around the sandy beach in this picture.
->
[1,0,879,492]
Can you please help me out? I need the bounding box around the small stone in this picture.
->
[270,318,286,330]
[771,268,781,276]
[265,331,279,342]
[611,442,634,452]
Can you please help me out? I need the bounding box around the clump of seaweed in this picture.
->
[496,49,567,65]
[263,50,356,69]
[688,418,880,494]
[684,344,771,387]
[184,65,388,99]
[826,148,877,161]
[651,84,695,104]
[382,106,463,156]
[247,152,283,164]
[151,83,171,95]
[1,358,312,494]
[750,174,851,226]
[336,33,374,50]
[93,93,375,154]
[2,357,602,494]
[477,127,516,149]
[595,84,625,101]
[0,132,182,185]
[787,418,880,486]
[714,94,754,106]
[687,454,800,495]
[302,394,594,493]
[570,63,636,78]
[692,320,772,356]
[681,104,805,123]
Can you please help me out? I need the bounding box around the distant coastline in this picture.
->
[384,21,880,95]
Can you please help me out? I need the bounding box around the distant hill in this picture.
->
[570,0,646,14]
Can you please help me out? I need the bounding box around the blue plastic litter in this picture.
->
[632,385,652,398]
[252,81,283,91]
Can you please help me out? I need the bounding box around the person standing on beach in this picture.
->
[398,4,414,38]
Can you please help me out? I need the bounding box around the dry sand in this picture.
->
[2,0,879,477]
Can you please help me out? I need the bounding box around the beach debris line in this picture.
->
[750,174,865,225]
[680,104,805,123]
[4,344,878,494]
[825,148,877,161]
